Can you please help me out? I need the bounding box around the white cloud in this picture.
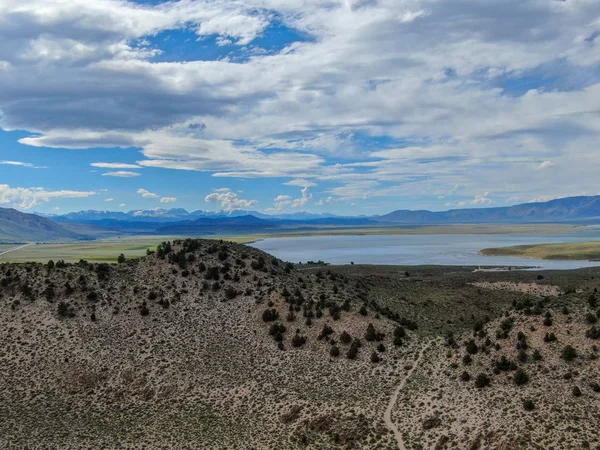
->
[537,160,556,170]
[160,197,177,203]
[316,196,337,206]
[0,160,46,168]
[105,198,114,202]
[204,188,257,210]
[270,184,314,211]
[137,188,159,199]
[119,203,126,207]
[284,179,317,188]
[91,162,141,169]
[1,0,600,205]
[470,194,493,206]
[102,171,140,177]
[0,184,95,209]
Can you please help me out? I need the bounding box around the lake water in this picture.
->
[250,232,600,270]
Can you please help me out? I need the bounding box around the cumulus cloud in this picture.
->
[102,171,140,177]
[204,188,257,210]
[0,184,95,209]
[316,196,337,206]
[160,197,177,203]
[105,198,114,202]
[137,188,159,199]
[270,184,313,211]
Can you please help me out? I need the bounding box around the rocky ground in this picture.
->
[1,239,599,449]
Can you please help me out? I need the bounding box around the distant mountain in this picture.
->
[47,208,343,224]
[0,208,89,242]
[378,195,600,224]
[34,194,600,239]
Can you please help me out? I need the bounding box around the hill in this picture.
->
[1,239,599,448]
[0,207,89,243]
[379,195,600,224]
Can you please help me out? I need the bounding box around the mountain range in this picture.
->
[3,195,600,242]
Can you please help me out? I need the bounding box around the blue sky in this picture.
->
[0,0,599,215]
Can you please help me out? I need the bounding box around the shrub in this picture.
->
[523,399,535,411]
[377,343,386,352]
[562,345,578,362]
[330,346,340,357]
[224,286,238,300]
[340,331,352,344]
[573,386,582,397]
[394,326,406,338]
[365,323,384,342]
[543,332,557,343]
[462,354,472,365]
[494,356,517,372]
[460,371,471,382]
[518,349,528,363]
[590,382,600,393]
[318,324,334,340]
[262,308,279,322]
[474,373,491,388]
[532,349,543,361]
[57,302,70,317]
[587,326,600,339]
[140,305,150,316]
[359,305,368,316]
[514,368,529,386]
[291,333,306,348]
[44,286,55,302]
[117,254,126,264]
[347,344,358,360]
[370,351,380,363]
[585,312,598,324]
[466,340,478,355]
[86,291,98,302]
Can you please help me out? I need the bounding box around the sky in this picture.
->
[0,0,600,216]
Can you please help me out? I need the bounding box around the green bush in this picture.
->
[562,345,578,362]
[514,368,529,386]
[523,399,535,411]
[474,373,490,388]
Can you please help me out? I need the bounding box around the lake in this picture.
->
[250,232,600,270]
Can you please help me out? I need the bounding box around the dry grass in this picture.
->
[481,241,600,261]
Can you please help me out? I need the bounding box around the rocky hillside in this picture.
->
[1,239,599,449]
[0,207,87,243]
[0,239,416,448]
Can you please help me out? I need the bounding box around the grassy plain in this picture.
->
[481,241,600,261]
[0,223,582,264]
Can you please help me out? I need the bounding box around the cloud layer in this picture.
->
[1,0,600,209]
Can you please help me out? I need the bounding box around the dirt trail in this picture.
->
[0,243,33,257]
[384,341,432,450]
